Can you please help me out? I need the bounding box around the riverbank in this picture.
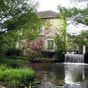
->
[0,65,35,88]
[0,55,36,88]
[30,58,59,63]
[0,56,29,67]
[30,56,65,63]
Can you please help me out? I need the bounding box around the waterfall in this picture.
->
[65,54,84,63]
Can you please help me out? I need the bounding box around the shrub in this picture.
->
[41,51,55,58]
[28,51,42,59]
[5,48,22,57]
[25,37,43,52]
[54,51,65,62]
[0,56,28,68]
[0,66,35,87]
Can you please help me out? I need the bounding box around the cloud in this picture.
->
[38,0,61,11]
[38,0,74,11]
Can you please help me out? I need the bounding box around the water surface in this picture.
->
[30,63,88,88]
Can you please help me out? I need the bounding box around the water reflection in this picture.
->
[30,63,65,86]
[65,64,85,84]
[30,63,88,88]
[64,64,85,88]
[65,64,88,88]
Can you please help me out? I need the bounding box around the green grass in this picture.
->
[0,65,35,87]
[0,56,28,67]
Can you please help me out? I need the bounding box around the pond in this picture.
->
[30,63,88,88]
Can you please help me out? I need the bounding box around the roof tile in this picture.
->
[37,10,58,18]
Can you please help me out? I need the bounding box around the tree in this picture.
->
[0,0,41,55]
[0,0,38,33]
[58,6,80,17]
[55,34,64,51]
[68,30,88,53]
[56,6,67,52]
[58,6,88,26]
[57,5,88,53]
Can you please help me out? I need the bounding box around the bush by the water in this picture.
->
[0,65,35,88]
[5,48,22,56]
[54,51,65,62]
[0,56,28,68]
[28,51,42,59]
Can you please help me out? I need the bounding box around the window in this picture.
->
[47,39,54,50]
[39,26,44,35]
[18,29,23,36]
[16,41,23,49]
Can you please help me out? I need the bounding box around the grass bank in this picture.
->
[0,56,28,68]
[0,65,35,88]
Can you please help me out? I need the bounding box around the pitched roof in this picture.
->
[37,10,58,19]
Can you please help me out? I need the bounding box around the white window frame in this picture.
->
[38,26,44,35]
[46,39,55,52]
[16,41,23,49]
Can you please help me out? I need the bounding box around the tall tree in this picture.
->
[58,6,88,26]
[0,0,39,34]
[56,6,67,52]
[57,1,88,53]
[0,0,41,54]
[68,30,88,53]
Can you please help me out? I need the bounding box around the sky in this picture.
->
[38,0,72,12]
[38,0,88,11]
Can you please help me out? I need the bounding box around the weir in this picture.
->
[65,54,84,63]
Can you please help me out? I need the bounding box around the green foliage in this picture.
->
[0,56,28,67]
[58,6,88,26]
[0,0,42,55]
[28,51,42,60]
[0,65,35,87]
[58,6,80,17]
[68,30,88,53]
[0,0,38,31]
[5,48,22,56]
[58,6,88,52]
[55,34,65,60]
[57,7,67,52]
[74,8,88,25]
[0,30,21,55]
[55,35,65,51]
[4,11,41,32]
